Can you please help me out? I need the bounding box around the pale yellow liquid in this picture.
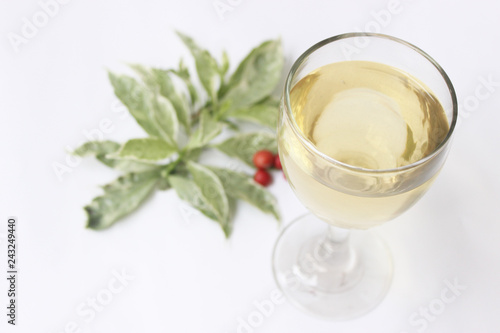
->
[280,61,449,229]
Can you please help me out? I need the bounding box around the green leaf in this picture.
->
[108,72,161,138]
[151,94,179,146]
[169,175,218,221]
[187,110,223,149]
[169,169,231,236]
[85,171,158,230]
[152,69,191,133]
[171,59,198,105]
[130,64,191,133]
[112,138,177,162]
[214,132,277,166]
[108,72,179,144]
[176,31,220,102]
[127,63,153,85]
[73,141,159,172]
[220,50,230,76]
[208,166,280,220]
[96,156,159,172]
[217,51,230,97]
[183,147,203,162]
[186,161,229,224]
[73,140,121,157]
[221,39,283,112]
[101,169,160,192]
[227,98,279,129]
[220,119,240,131]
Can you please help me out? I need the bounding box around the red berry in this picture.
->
[274,154,282,169]
[253,150,274,169]
[254,169,272,186]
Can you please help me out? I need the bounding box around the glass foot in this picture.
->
[272,214,393,320]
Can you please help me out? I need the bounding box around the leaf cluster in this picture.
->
[74,32,284,236]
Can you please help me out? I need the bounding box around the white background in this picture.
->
[1,0,499,332]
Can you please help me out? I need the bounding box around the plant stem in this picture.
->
[163,149,187,176]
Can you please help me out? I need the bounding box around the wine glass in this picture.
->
[272,33,458,320]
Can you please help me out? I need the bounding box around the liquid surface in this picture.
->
[290,61,449,170]
[280,61,450,228]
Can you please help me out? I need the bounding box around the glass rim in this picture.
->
[283,32,458,174]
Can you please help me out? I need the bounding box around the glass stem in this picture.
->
[327,225,350,243]
[316,226,354,266]
[294,224,363,292]
[303,225,362,292]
